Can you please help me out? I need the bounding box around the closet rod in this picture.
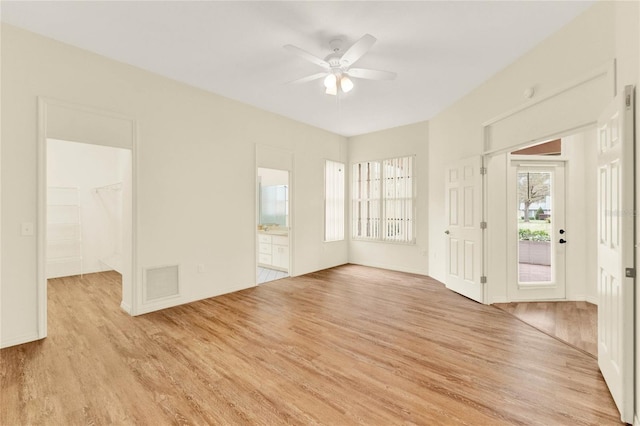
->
[93,182,122,193]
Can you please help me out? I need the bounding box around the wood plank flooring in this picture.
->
[493,301,598,358]
[1,265,621,425]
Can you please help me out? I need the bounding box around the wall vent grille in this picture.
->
[144,265,179,302]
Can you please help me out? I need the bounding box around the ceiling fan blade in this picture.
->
[286,72,328,85]
[339,34,376,67]
[283,44,330,69]
[348,68,397,81]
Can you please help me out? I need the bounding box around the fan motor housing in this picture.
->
[325,55,342,68]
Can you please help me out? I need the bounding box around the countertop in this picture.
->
[257,229,289,236]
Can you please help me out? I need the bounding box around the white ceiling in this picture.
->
[1,1,594,137]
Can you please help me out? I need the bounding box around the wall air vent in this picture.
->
[144,265,179,302]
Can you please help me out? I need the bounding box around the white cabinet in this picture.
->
[272,235,289,270]
[257,233,288,271]
[258,234,273,265]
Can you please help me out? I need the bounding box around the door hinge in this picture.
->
[625,94,631,108]
[480,221,487,229]
[480,276,487,284]
[625,268,635,278]
[480,166,487,175]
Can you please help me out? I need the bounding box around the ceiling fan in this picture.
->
[284,34,397,96]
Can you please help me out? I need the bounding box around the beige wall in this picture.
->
[1,24,348,347]
[348,121,429,275]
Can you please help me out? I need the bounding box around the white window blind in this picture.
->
[352,161,381,240]
[352,156,415,243]
[383,156,414,242]
[325,160,345,241]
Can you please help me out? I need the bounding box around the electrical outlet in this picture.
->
[197,264,205,273]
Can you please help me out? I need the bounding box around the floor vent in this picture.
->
[144,265,179,302]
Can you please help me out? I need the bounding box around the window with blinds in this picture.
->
[353,161,381,239]
[325,160,345,242]
[352,156,415,243]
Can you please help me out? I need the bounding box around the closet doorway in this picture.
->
[46,138,132,306]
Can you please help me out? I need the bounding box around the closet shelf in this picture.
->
[47,237,82,243]
[47,186,83,278]
[47,256,84,263]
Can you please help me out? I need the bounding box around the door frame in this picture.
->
[506,160,567,301]
[37,98,139,338]
[255,167,291,283]
[254,144,295,285]
[481,61,616,304]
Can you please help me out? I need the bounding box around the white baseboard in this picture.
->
[568,294,598,305]
[120,301,132,314]
[585,295,598,305]
[133,282,255,316]
[634,413,639,426]
[347,260,428,276]
[490,295,598,305]
[0,331,41,349]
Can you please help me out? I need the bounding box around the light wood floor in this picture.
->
[1,265,621,425]
[493,301,598,358]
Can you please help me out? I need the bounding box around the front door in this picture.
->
[596,85,634,424]
[507,163,566,300]
[445,156,484,303]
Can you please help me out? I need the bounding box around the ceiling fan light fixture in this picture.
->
[285,34,395,97]
[323,73,337,90]
[340,75,354,93]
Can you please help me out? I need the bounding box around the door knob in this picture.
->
[445,230,450,235]
[559,229,565,234]
[559,238,567,244]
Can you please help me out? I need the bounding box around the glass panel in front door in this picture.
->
[517,170,553,284]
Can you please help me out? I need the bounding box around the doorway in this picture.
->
[500,130,598,303]
[492,129,599,352]
[256,167,290,284]
[37,98,137,339]
[46,138,132,303]
[507,162,566,300]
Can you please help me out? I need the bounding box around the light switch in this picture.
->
[21,222,34,236]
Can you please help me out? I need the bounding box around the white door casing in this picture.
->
[445,156,484,303]
[507,163,566,301]
[596,85,634,424]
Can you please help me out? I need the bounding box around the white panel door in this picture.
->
[596,85,634,424]
[445,156,484,303]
